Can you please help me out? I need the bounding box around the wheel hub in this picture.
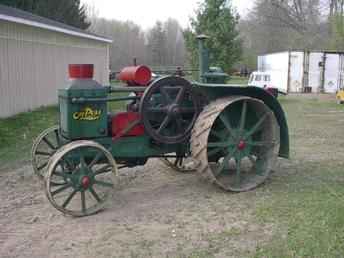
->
[237,140,246,151]
[81,176,91,189]
[168,104,180,117]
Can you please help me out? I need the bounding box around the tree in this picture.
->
[0,0,90,29]
[184,0,242,72]
[146,21,168,66]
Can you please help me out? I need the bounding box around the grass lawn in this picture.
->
[253,95,344,257]
[0,106,59,170]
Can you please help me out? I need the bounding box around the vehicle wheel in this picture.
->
[45,140,118,217]
[191,96,280,192]
[31,125,61,180]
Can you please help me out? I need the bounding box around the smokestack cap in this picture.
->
[69,64,94,79]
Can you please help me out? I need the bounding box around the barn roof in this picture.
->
[0,4,112,43]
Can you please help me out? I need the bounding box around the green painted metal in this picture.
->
[194,83,290,159]
[59,88,108,140]
[197,35,229,84]
[197,34,209,82]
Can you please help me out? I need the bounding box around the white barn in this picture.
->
[0,4,112,118]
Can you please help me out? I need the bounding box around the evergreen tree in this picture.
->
[184,0,242,72]
[147,21,167,66]
[0,0,90,29]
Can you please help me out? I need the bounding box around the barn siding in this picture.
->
[0,20,110,118]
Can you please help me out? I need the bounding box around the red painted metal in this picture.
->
[118,65,152,86]
[81,176,91,189]
[69,64,94,79]
[112,112,145,137]
[237,140,246,151]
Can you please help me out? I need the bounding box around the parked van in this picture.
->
[249,71,287,97]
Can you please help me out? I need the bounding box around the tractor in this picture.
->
[31,36,289,217]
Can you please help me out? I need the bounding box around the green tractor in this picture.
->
[31,36,289,217]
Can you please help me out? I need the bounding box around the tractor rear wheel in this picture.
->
[31,125,61,181]
[191,96,280,192]
[45,140,117,217]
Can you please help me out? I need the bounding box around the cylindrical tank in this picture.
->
[69,64,94,79]
[67,64,102,89]
[118,65,152,86]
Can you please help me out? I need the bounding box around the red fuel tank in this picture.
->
[118,65,152,86]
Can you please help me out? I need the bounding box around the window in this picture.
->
[264,75,271,82]
[255,75,262,81]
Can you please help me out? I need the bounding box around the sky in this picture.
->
[82,0,254,30]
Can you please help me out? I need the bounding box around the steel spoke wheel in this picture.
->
[45,140,117,217]
[160,153,196,173]
[31,125,62,180]
[191,96,280,192]
[140,76,199,144]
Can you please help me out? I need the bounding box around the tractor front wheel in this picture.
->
[45,140,117,217]
[191,96,280,192]
[31,125,61,181]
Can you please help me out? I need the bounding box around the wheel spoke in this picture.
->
[43,137,57,150]
[51,183,72,196]
[219,114,236,138]
[50,182,68,187]
[81,191,86,212]
[235,155,242,186]
[62,189,78,208]
[250,141,277,148]
[88,151,104,168]
[94,164,113,175]
[53,170,72,178]
[160,87,173,104]
[239,101,247,132]
[54,129,60,146]
[175,87,186,104]
[210,129,224,139]
[207,147,223,157]
[35,150,52,156]
[245,113,268,138]
[94,180,114,188]
[89,187,102,203]
[157,116,171,133]
[79,150,87,168]
[208,141,234,148]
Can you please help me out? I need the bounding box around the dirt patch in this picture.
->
[0,157,280,258]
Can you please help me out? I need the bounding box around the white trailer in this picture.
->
[255,50,344,93]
